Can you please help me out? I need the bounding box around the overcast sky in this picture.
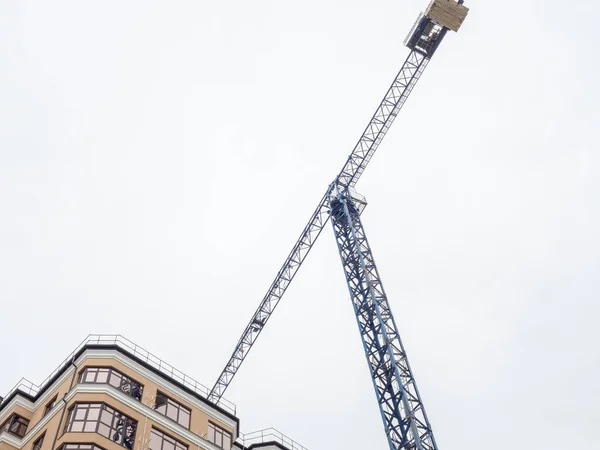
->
[1,1,599,449]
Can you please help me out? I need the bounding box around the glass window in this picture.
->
[44,396,58,417]
[149,428,187,450]
[33,433,45,450]
[1,414,30,438]
[108,371,122,389]
[179,410,190,428]
[207,423,231,450]
[79,367,143,401]
[153,392,191,429]
[65,403,137,450]
[96,369,110,384]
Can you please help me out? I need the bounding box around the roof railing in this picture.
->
[2,378,39,399]
[0,334,236,415]
[239,428,307,450]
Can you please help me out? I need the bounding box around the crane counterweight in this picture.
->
[405,0,469,58]
[425,0,469,32]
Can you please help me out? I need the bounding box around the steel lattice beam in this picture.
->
[329,191,437,450]
[337,51,427,189]
[208,49,429,404]
[208,192,330,403]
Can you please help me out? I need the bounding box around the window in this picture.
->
[79,367,143,401]
[153,392,190,429]
[65,403,137,449]
[0,413,30,438]
[207,423,231,450]
[60,444,106,450]
[149,428,187,450]
[44,396,58,417]
[33,433,45,450]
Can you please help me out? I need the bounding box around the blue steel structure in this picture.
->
[209,3,468,449]
[329,188,436,450]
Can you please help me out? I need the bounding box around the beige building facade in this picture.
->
[0,336,305,450]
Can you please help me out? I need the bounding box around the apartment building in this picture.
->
[0,336,305,450]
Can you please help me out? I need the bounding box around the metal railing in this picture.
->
[0,334,236,415]
[239,428,307,450]
[404,12,425,46]
[1,378,38,400]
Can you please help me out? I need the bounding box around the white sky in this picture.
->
[1,1,599,449]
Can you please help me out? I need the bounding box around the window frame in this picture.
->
[148,427,188,450]
[1,413,30,438]
[32,432,45,450]
[59,443,107,450]
[64,402,137,449]
[153,391,191,429]
[44,395,58,417]
[78,366,144,401]
[207,422,232,450]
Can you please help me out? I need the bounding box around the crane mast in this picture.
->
[210,1,469,448]
[330,188,437,450]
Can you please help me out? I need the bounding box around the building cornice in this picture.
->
[0,389,65,448]
[78,349,237,435]
[1,346,237,427]
[1,339,236,421]
[0,366,76,422]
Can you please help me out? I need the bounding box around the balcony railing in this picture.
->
[0,334,236,415]
[239,428,307,450]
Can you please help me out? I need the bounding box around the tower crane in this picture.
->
[209,1,469,449]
